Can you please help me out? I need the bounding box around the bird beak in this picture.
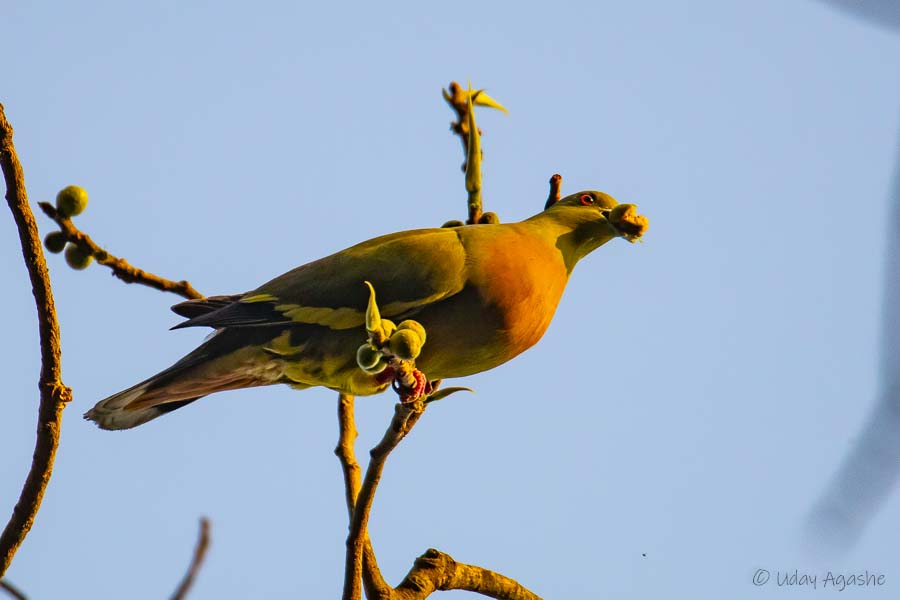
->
[607,203,648,242]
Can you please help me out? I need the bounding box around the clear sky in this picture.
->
[2,1,900,598]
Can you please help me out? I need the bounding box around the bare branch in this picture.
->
[0,104,72,578]
[170,518,211,600]
[343,401,425,598]
[337,394,394,600]
[395,549,543,600]
[443,81,473,170]
[544,174,562,210]
[38,202,203,300]
[0,580,27,600]
[443,82,485,224]
[335,393,542,599]
[335,393,362,518]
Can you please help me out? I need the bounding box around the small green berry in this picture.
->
[64,244,93,270]
[442,220,464,228]
[396,320,426,345]
[478,212,499,224]
[356,344,383,371]
[380,318,397,340]
[388,329,424,360]
[56,185,89,217]
[361,354,389,374]
[44,231,68,253]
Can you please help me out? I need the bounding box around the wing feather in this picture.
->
[172,227,468,330]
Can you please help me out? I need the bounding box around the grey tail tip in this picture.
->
[84,387,200,430]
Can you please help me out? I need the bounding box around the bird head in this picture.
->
[537,190,648,268]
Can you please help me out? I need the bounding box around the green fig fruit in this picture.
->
[380,318,397,340]
[56,185,89,217]
[64,243,93,270]
[396,320,426,345]
[361,354,389,374]
[388,329,424,360]
[44,231,68,253]
[356,343,383,371]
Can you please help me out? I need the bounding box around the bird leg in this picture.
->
[391,365,429,403]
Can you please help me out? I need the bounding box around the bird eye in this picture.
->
[579,194,595,206]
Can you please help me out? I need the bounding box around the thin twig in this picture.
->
[335,394,391,600]
[335,393,362,519]
[544,174,562,210]
[341,398,424,600]
[0,580,27,600]
[170,518,211,600]
[343,401,425,600]
[341,400,426,600]
[0,104,72,578]
[37,202,203,300]
[443,81,485,224]
[335,393,542,599]
[443,82,473,170]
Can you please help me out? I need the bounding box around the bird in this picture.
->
[84,190,647,430]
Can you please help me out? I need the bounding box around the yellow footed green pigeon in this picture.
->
[85,191,647,429]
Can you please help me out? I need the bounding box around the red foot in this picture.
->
[395,369,428,403]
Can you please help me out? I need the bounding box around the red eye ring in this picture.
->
[580,194,595,206]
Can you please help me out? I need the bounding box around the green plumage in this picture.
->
[85,191,647,430]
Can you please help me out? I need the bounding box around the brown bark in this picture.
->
[37,202,202,300]
[336,395,542,599]
[170,518,211,600]
[0,104,73,577]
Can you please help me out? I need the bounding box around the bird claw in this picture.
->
[392,368,429,403]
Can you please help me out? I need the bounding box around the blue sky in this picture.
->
[2,1,900,598]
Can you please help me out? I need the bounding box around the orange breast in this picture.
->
[412,225,569,379]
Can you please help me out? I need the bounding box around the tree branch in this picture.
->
[0,580,27,600]
[170,518,211,600]
[345,401,425,599]
[544,174,562,210]
[394,548,542,600]
[336,393,362,518]
[443,81,490,225]
[0,104,73,578]
[443,81,474,174]
[38,202,203,300]
[335,393,391,598]
[336,395,541,599]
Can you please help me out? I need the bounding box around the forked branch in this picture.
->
[336,395,542,599]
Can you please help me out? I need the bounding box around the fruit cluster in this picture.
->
[356,319,427,374]
[43,185,93,269]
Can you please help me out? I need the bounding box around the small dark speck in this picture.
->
[642,553,647,557]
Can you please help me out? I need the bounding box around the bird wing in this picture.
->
[172,227,469,331]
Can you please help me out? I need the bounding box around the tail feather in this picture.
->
[84,380,203,430]
[86,327,291,430]
[170,294,242,319]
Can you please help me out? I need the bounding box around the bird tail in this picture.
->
[84,330,280,430]
[84,380,203,430]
